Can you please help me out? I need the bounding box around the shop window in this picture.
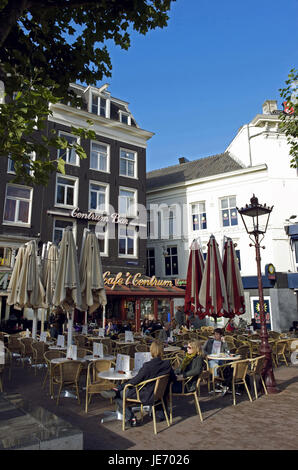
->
[191,202,207,230]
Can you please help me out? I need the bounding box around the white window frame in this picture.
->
[191,201,207,231]
[164,245,179,277]
[119,186,137,217]
[55,174,78,209]
[7,152,36,175]
[52,217,76,245]
[88,222,109,257]
[89,140,110,173]
[118,224,138,258]
[119,110,131,125]
[88,181,109,213]
[220,196,238,228]
[3,183,33,227]
[146,248,155,277]
[90,92,110,118]
[57,131,80,166]
[119,148,137,179]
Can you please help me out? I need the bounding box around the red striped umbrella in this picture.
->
[222,237,245,317]
[184,240,205,315]
[198,235,229,319]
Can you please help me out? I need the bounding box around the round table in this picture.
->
[207,354,241,361]
[51,357,86,364]
[49,345,67,350]
[98,369,138,424]
[114,340,140,346]
[164,346,181,352]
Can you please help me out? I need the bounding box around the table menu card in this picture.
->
[93,342,104,358]
[134,352,152,371]
[98,328,105,337]
[116,353,130,372]
[57,335,65,347]
[125,331,134,342]
[67,344,77,360]
[39,332,47,342]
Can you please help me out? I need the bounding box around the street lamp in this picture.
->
[237,194,279,394]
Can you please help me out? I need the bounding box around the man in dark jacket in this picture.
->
[113,341,175,426]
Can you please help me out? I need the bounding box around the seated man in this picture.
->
[157,322,171,343]
[203,328,229,387]
[172,340,203,393]
[104,341,175,426]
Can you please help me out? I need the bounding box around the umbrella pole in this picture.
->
[32,309,38,339]
[67,309,74,348]
[84,310,88,325]
[102,305,106,329]
[41,309,45,334]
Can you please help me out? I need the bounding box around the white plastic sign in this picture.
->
[98,328,105,337]
[67,344,77,360]
[116,353,130,372]
[39,332,47,342]
[93,342,104,358]
[134,352,152,371]
[57,335,65,347]
[125,331,134,342]
[0,341,4,365]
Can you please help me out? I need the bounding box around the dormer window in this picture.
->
[91,93,107,117]
[119,111,131,125]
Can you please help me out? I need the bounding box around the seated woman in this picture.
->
[172,340,203,393]
[105,320,118,337]
[104,340,175,426]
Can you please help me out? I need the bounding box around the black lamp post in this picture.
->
[237,194,279,394]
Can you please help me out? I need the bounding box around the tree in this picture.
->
[0,0,174,185]
[279,68,298,168]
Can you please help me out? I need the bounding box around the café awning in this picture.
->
[104,284,185,298]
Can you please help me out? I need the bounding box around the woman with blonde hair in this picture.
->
[172,339,203,393]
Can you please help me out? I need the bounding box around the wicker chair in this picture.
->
[51,360,84,405]
[273,341,289,366]
[236,346,250,359]
[31,342,50,375]
[42,349,66,392]
[135,344,150,352]
[20,337,35,366]
[74,335,89,348]
[7,335,23,359]
[85,359,115,412]
[230,359,253,406]
[169,370,210,423]
[76,347,93,358]
[247,356,268,400]
[121,373,170,434]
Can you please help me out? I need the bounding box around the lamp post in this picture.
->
[237,194,279,394]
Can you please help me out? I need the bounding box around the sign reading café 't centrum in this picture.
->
[103,271,173,290]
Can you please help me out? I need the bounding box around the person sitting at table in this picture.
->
[105,320,118,337]
[157,322,171,343]
[225,318,236,333]
[103,340,175,427]
[203,328,229,379]
[171,339,203,393]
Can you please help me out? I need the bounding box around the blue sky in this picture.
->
[99,0,298,172]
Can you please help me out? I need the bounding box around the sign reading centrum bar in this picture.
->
[71,208,128,225]
[103,271,173,290]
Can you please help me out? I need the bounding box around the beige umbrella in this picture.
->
[8,241,45,339]
[42,243,59,332]
[7,245,26,307]
[52,227,82,348]
[79,230,107,327]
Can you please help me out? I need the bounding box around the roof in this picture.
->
[146,152,244,191]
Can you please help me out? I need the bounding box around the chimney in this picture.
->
[179,157,189,164]
[262,100,277,115]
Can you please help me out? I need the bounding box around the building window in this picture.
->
[119,111,131,125]
[88,222,108,256]
[0,247,12,267]
[90,141,109,172]
[53,219,75,245]
[91,94,107,117]
[221,196,238,227]
[119,188,137,217]
[191,202,207,230]
[293,240,298,271]
[120,149,136,178]
[165,246,178,276]
[89,182,108,212]
[3,184,32,225]
[118,225,136,256]
[146,249,155,276]
[55,175,78,208]
[7,152,35,175]
[57,132,79,166]
[235,249,241,271]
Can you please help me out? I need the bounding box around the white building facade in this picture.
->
[146,100,298,329]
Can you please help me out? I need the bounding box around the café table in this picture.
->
[207,353,241,361]
[164,345,181,353]
[49,345,67,350]
[83,354,115,362]
[98,369,138,423]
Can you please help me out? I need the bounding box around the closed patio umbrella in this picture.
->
[79,229,107,327]
[52,227,82,348]
[222,237,245,317]
[8,240,45,339]
[198,235,229,320]
[42,243,59,332]
[184,239,205,316]
[7,245,26,307]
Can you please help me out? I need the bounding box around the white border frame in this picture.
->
[118,224,138,259]
[55,173,79,209]
[52,217,77,244]
[119,147,138,179]
[118,186,138,218]
[88,180,110,214]
[250,296,273,329]
[57,130,80,166]
[3,183,33,227]
[89,140,110,173]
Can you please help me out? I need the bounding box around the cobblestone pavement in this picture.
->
[2,360,298,450]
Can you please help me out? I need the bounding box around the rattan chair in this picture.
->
[273,341,289,366]
[77,347,93,358]
[85,359,115,412]
[42,349,66,392]
[7,335,23,359]
[230,359,253,406]
[135,344,150,352]
[31,342,49,375]
[247,356,268,400]
[74,335,89,348]
[236,345,250,359]
[51,360,83,405]
[169,370,210,423]
[20,337,35,366]
[122,374,170,434]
